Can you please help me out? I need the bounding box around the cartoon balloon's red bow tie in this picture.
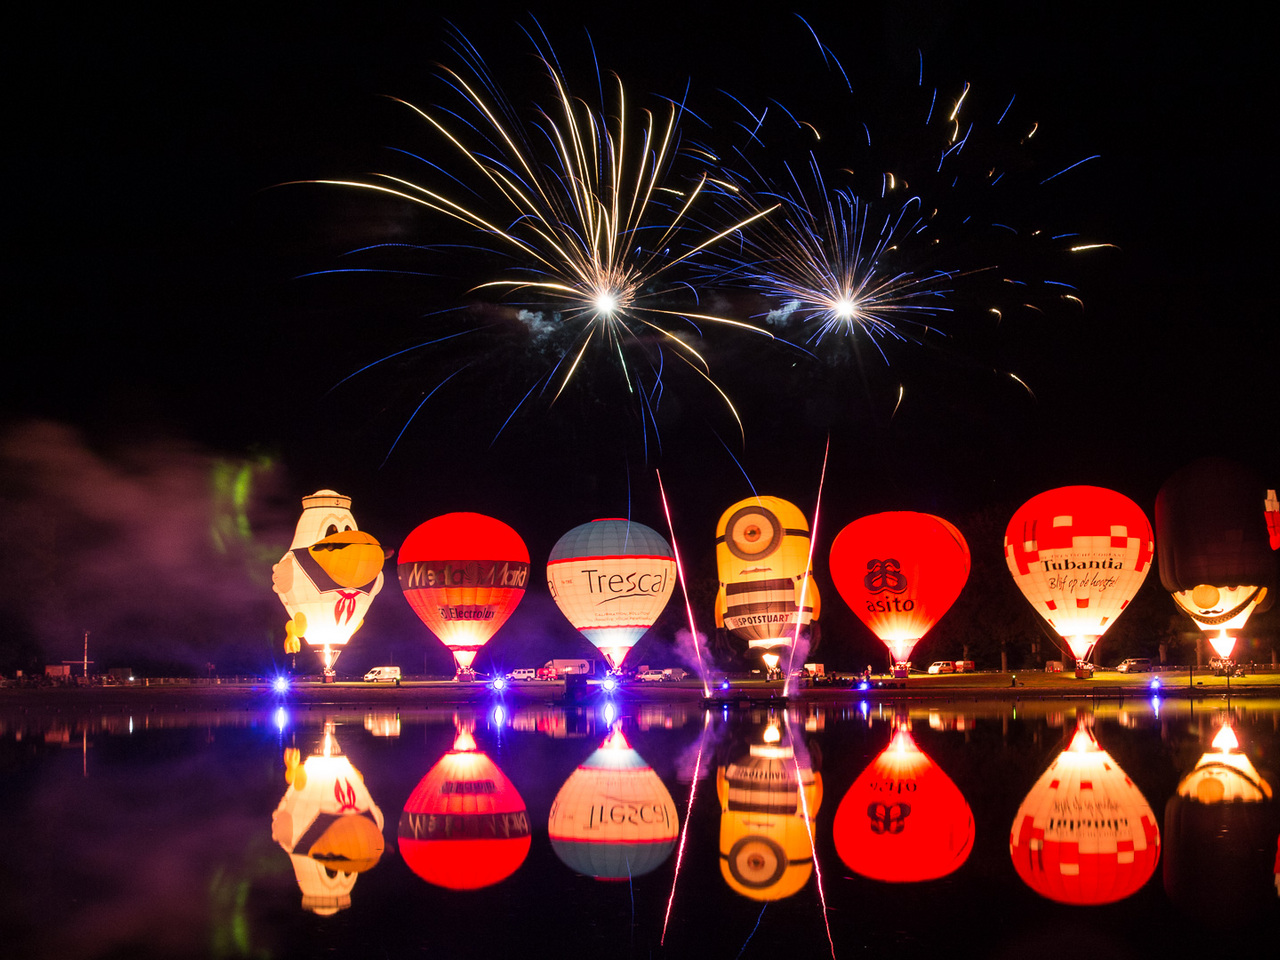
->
[334,591,360,624]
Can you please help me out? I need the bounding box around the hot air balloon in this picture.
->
[1005,486,1154,678]
[398,720,531,890]
[548,725,679,880]
[1009,719,1160,905]
[715,496,820,675]
[1156,459,1277,667]
[716,718,822,901]
[271,721,385,915]
[398,513,529,679]
[272,490,386,680]
[829,512,970,678]
[832,722,974,882]
[547,518,676,670]
[1163,720,1279,921]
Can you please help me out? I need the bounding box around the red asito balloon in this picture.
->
[828,512,970,669]
[832,725,974,882]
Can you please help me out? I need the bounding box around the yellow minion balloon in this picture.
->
[715,496,819,662]
[716,719,822,901]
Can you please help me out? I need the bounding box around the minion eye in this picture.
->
[726,507,781,560]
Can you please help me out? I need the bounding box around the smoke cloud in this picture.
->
[0,420,293,671]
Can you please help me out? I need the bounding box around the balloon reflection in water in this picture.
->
[832,722,973,882]
[398,512,530,678]
[715,496,820,672]
[548,725,679,880]
[1164,719,1279,919]
[1010,719,1160,905]
[717,717,822,900]
[547,518,676,670]
[398,719,531,890]
[828,511,969,677]
[271,490,387,680]
[271,721,385,915]
[1005,486,1154,675]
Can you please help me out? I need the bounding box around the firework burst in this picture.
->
[304,24,775,447]
[699,17,1106,390]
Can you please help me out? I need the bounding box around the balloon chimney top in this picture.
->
[302,490,352,511]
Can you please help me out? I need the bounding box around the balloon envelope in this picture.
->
[548,727,678,880]
[1004,486,1153,662]
[272,490,386,670]
[1009,722,1160,905]
[547,518,676,668]
[828,512,969,665]
[716,723,822,901]
[272,732,385,915]
[1163,724,1278,919]
[398,728,531,890]
[1156,458,1276,633]
[398,513,529,671]
[715,496,820,655]
[833,726,974,882]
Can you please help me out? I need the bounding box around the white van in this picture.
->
[363,666,401,683]
[1116,658,1152,673]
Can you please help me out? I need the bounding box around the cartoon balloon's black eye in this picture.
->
[725,507,781,560]
[344,525,352,532]
[326,524,338,537]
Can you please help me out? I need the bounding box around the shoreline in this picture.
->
[4,668,1280,710]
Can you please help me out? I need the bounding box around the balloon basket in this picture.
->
[1074,665,1094,679]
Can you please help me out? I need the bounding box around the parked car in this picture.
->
[363,666,401,683]
[927,661,955,675]
[637,669,667,682]
[1116,658,1152,673]
[508,668,537,681]
[953,660,975,673]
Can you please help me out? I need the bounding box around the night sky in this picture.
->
[6,3,1276,673]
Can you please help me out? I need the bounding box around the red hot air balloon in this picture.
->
[398,513,529,679]
[829,512,970,677]
[1005,487,1153,676]
[832,723,974,882]
[398,723,531,890]
[1009,720,1161,905]
[547,518,676,670]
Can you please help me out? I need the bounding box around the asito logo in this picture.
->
[864,559,908,594]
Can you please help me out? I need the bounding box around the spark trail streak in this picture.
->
[657,468,710,696]
[784,436,829,698]
[791,711,836,959]
[661,709,711,945]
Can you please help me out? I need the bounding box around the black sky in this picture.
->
[6,3,1276,668]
